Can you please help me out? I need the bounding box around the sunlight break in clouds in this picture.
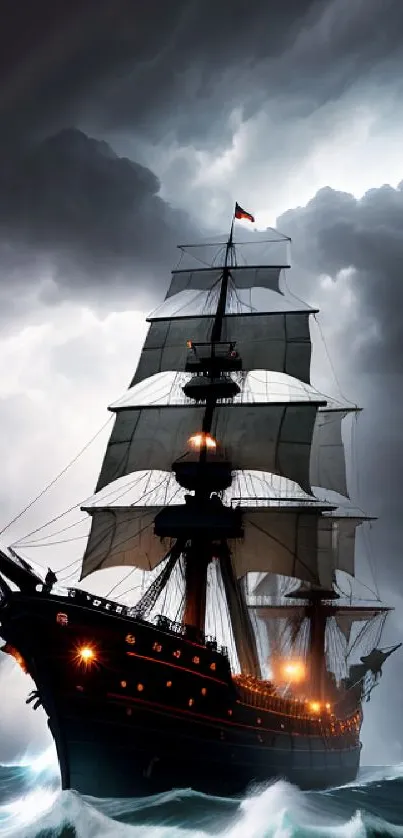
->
[122,92,403,234]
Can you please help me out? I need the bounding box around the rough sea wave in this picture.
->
[0,750,403,838]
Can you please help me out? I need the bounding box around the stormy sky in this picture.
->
[0,0,403,766]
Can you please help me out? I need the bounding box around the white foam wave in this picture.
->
[1,767,403,837]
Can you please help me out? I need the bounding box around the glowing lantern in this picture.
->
[280,660,305,683]
[75,645,97,667]
[309,701,321,714]
[188,432,217,450]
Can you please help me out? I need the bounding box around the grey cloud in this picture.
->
[0,0,320,155]
[276,183,403,761]
[0,129,199,319]
[278,183,403,373]
[2,0,403,157]
[277,184,403,619]
[71,0,403,157]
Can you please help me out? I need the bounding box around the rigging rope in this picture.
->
[14,470,173,552]
[106,566,138,599]
[10,466,151,546]
[0,416,113,540]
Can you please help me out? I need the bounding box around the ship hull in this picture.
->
[0,589,362,797]
[59,699,360,797]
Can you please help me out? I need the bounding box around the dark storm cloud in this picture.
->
[277,184,403,571]
[0,128,199,316]
[0,0,318,153]
[278,183,403,373]
[2,0,403,157]
[276,185,403,759]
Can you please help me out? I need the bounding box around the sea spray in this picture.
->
[1,762,403,838]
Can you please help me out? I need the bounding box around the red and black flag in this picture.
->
[234,202,255,223]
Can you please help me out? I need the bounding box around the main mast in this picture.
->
[183,214,235,632]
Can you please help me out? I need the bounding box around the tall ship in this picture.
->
[0,203,399,797]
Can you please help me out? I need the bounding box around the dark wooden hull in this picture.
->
[0,589,362,798]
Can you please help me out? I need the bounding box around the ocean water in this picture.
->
[0,751,402,838]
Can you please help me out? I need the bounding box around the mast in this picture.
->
[210,218,234,344]
[201,215,234,437]
[308,601,328,698]
[251,590,392,699]
[184,213,235,634]
[282,585,338,699]
[182,542,210,631]
[304,590,336,698]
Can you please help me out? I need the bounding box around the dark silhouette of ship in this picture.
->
[0,205,399,797]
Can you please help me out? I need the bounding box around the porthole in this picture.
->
[137,683,144,692]
[166,680,172,688]
[210,662,216,671]
[56,612,68,626]
[201,687,207,696]
[173,650,181,659]
[188,698,194,707]
[120,680,127,688]
[125,634,136,645]
[192,656,200,664]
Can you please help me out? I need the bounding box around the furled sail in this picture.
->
[130,311,315,387]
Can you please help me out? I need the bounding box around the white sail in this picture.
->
[233,511,365,583]
[335,608,389,642]
[81,503,364,584]
[81,506,170,578]
[166,266,284,299]
[95,402,323,494]
[310,409,350,496]
[131,311,314,387]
